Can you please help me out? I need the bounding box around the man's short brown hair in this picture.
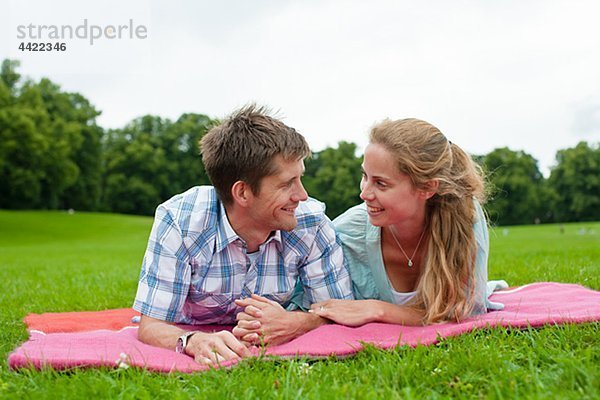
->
[200,105,311,205]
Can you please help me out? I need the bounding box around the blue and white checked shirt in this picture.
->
[133,186,354,324]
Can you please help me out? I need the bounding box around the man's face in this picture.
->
[246,155,309,232]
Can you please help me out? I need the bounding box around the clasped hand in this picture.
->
[232,296,379,347]
[233,294,301,346]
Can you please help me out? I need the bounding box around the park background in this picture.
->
[1,1,599,224]
[0,56,598,225]
[1,1,599,398]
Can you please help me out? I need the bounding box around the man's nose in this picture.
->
[292,182,308,202]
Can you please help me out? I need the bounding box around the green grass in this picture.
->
[1,210,598,399]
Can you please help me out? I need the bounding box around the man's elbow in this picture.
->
[137,317,151,344]
[137,314,164,344]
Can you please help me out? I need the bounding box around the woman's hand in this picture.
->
[309,299,383,326]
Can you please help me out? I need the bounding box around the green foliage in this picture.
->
[102,116,170,215]
[101,114,214,215]
[548,141,600,222]
[482,148,545,225]
[0,211,598,398]
[163,113,213,194]
[0,60,102,210]
[60,93,104,210]
[304,141,363,219]
[1,58,599,224]
[0,59,20,90]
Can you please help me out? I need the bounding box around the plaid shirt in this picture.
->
[133,186,353,324]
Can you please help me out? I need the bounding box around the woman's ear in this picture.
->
[231,181,252,207]
[420,179,439,200]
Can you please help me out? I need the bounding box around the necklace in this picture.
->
[388,226,426,268]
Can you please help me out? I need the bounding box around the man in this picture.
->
[133,105,353,365]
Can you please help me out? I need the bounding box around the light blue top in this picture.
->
[333,200,503,316]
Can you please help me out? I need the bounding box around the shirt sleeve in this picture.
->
[295,216,355,309]
[334,205,382,301]
[132,204,191,322]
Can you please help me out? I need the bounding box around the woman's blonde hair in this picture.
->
[370,118,486,323]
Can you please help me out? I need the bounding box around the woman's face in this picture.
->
[360,143,429,227]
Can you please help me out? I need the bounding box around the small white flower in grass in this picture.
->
[116,352,130,369]
[298,362,312,375]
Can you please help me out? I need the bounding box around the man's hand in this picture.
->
[185,330,251,365]
[137,315,250,366]
[233,294,326,346]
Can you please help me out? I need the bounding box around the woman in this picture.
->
[310,118,503,326]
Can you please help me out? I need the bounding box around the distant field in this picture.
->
[0,210,598,399]
[488,222,599,289]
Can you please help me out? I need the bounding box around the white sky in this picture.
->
[3,0,600,176]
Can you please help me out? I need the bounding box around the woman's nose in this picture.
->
[360,182,373,201]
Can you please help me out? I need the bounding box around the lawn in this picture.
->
[0,210,598,399]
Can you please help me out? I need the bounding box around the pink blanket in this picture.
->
[8,282,600,373]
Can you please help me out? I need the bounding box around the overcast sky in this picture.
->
[3,0,600,176]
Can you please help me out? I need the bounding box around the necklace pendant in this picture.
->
[408,259,413,267]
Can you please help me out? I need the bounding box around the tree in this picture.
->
[162,113,214,195]
[548,141,600,222]
[101,113,214,215]
[0,59,102,210]
[482,148,545,225]
[35,79,103,210]
[0,61,43,208]
[303,141,363,219]
[0,94,48,208]
[1,59,20,90]
[101,116,170,215]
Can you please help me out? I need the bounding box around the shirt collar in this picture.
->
[215,203,242,253]
[215,203,283,253]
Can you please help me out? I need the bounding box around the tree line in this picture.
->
[1,59,598,225]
